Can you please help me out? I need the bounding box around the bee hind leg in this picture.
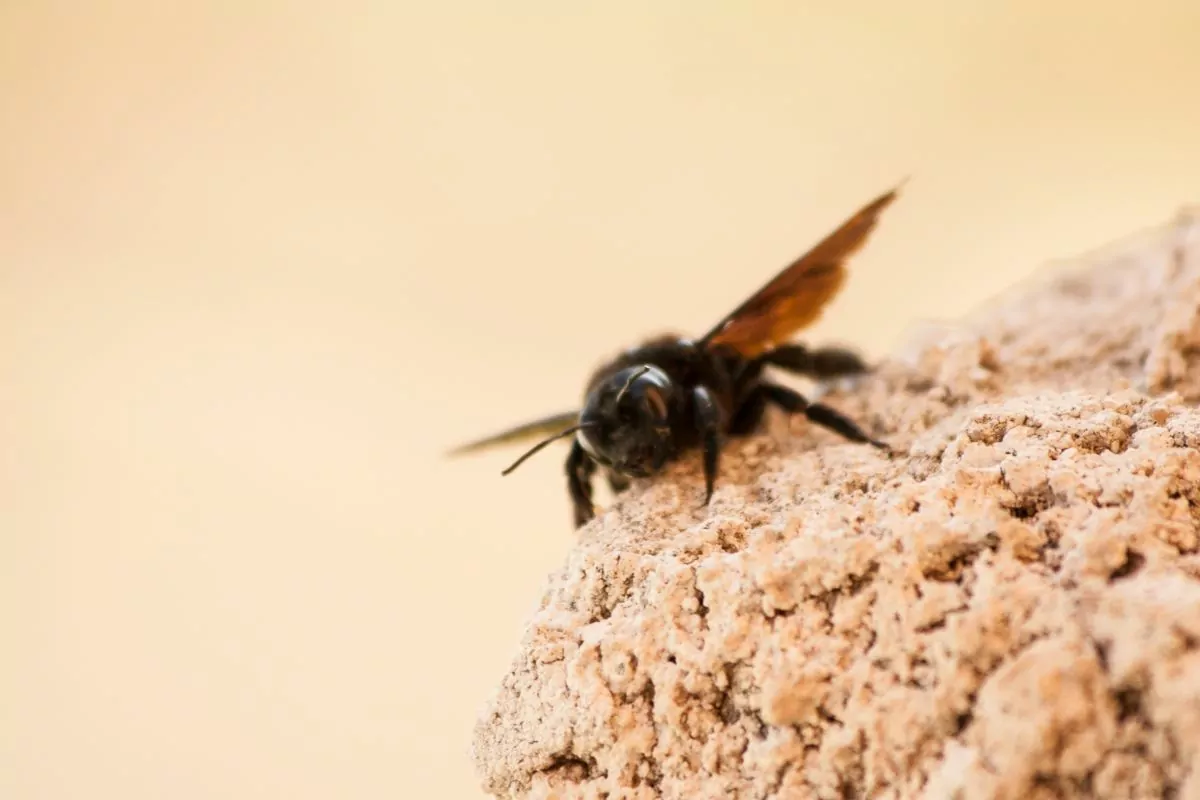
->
[760,382,890,452]
[762,344,870,380]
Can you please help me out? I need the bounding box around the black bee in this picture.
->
[450,184,902,528]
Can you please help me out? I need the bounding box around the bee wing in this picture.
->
[697,183,903,359]
[446,410,581,457]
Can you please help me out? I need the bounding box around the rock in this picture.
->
[472,206,1200,799]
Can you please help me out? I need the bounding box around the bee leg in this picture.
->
[606,470,631,495]
[761,382,890,451]
[728,384,770,435]
[566,440,596,528]
[762,344,870,379]
[693,385,722,506]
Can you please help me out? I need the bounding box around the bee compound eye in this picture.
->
[639,383,668,419]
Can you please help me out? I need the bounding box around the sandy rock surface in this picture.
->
[472,208,1200,799]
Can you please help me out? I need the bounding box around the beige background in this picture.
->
[3,2,1200,798]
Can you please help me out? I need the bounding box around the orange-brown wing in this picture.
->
[698,182,904,359]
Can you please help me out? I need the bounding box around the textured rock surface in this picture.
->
[473,207,1200,799]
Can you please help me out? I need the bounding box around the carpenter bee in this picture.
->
[450,183,903,527]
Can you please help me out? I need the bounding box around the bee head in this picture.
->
[577,365,675,477]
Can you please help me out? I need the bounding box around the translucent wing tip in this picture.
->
[444,410,581,459]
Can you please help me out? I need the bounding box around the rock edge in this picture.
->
[473,207,1200,800]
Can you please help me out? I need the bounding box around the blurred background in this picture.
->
[3,2,1200,798]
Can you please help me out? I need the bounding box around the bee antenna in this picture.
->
[501,423,595,476]
[615,365,651,405]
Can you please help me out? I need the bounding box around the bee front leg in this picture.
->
[566,440,597,528]
[693,385,722,507]
[606,471,631,495]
